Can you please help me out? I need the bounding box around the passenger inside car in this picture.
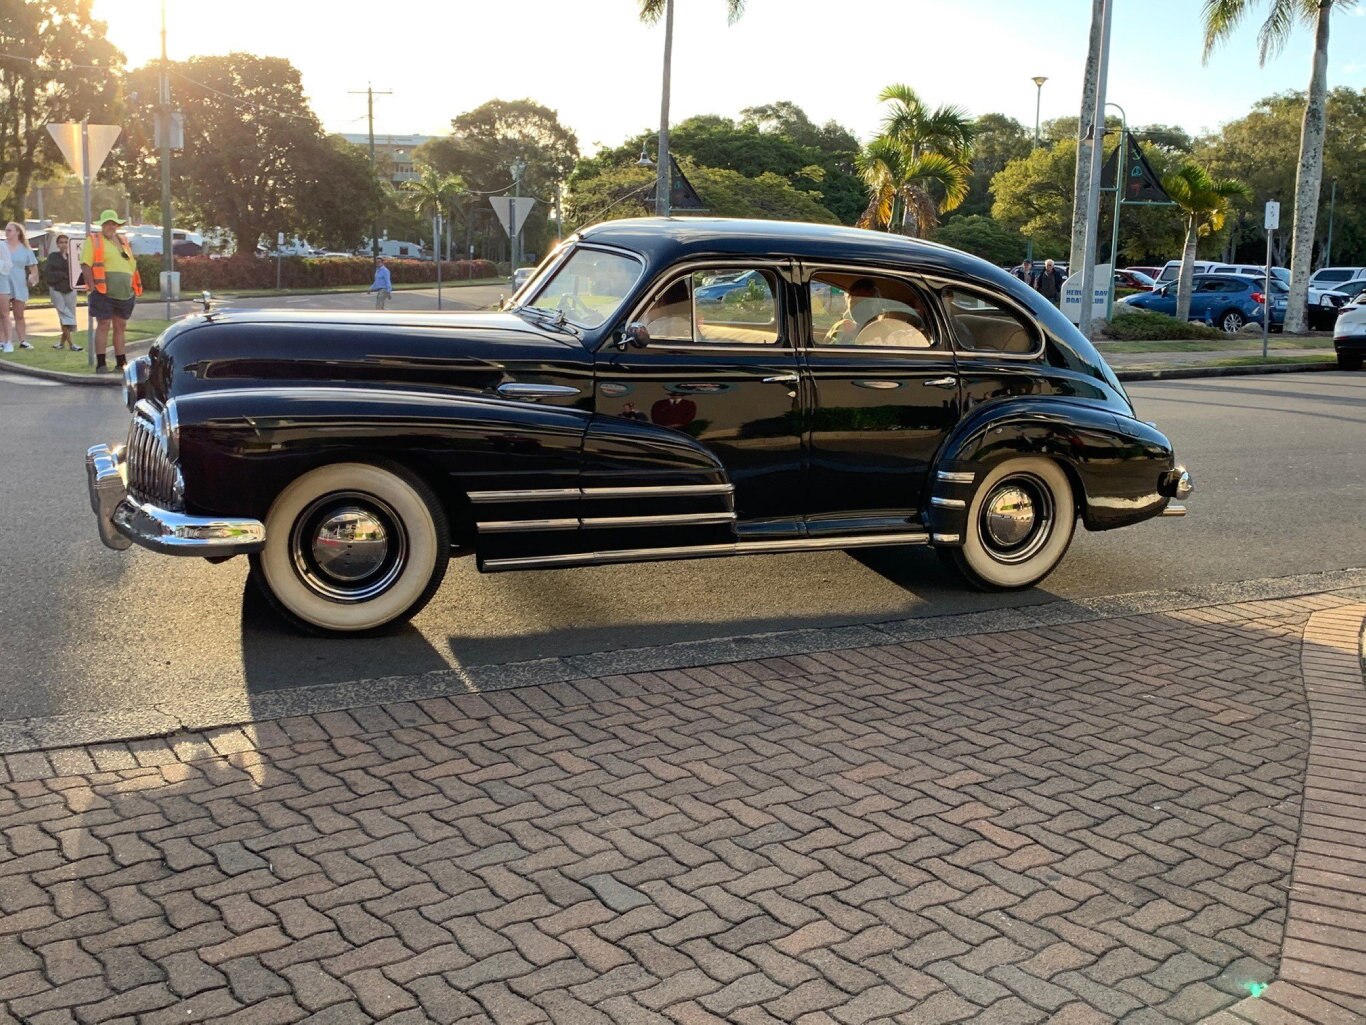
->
[813,273,933,348]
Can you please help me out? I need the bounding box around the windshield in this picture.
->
[525,246,643,329]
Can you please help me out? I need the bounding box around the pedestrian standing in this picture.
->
[5,223,40,350]
[79,210,143,373]
[1033,258,1065,306]
[0,233,11,353]
[369,257,392,310]
[44,234,81,351]
[1012,259,1033,284]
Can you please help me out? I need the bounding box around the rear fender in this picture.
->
[928,398,1176,538]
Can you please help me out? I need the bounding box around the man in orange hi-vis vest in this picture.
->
[79,209,143,374]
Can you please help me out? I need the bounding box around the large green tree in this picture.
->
[955,113,1031,219]
[419,99,578,261]
[1163,162,1250,320]
[123,54,351,253]
[1,0,124,221]
[1202,0,1360,332]
[295,135,386,252]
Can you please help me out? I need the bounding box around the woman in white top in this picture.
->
[4,223,38,351]
[0,233,11,353]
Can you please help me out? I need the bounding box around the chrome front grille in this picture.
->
[126,402,182,510]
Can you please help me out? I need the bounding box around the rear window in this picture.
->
[1315,270,1353,283]
[941,289,1039,356]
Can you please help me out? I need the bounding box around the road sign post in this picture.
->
[1264,200,1280,358]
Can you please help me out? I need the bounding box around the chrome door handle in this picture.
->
[922,376,958,388]
[852,379,901,390]
[497,383,581,399]
[762,373,799,384]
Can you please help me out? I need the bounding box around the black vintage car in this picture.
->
[86,218,1192,635]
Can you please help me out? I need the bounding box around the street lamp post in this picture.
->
[1026,76,1047,264]
[510,157,527,267]
[655,0,675,216]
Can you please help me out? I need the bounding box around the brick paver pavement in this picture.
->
[1,595,1363,1025]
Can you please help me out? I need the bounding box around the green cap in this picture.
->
[96,209,126,226]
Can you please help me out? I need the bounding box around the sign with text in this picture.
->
[1060,264,1111,325]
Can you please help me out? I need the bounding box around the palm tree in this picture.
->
[1162,163,1250,322]
[1202,0,1358,333]
[858,85,972,236]
[404,165,465,261]
[638,0,744,215]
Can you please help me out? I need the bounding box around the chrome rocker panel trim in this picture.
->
[482,530,930,572]
[86,444,265,556]
[466,483,736,504]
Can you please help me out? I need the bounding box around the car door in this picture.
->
[590,261,807,540]
[797,266,961,535]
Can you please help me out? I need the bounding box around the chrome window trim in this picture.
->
[613,258,791,352]
[522,242,646,332]
[923,275,1046,360]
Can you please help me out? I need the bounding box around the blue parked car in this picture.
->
[1119,273,1287,332]
[695,269,763,305]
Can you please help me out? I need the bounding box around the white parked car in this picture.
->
[1332,291,1366,370]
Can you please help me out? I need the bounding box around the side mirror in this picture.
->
[617,322,651,350]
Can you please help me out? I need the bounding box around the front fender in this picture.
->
[173,386,591,524]
[930,398,1177,536]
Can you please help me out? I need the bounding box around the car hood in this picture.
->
[149,309,591,400]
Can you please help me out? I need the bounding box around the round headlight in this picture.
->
[123,356,150,413]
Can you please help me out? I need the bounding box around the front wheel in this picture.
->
[1220,310,1246,333]
[948,457,1076,591]
[250,462,450,635]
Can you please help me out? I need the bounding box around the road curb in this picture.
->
[0,359,121,386]
[1115,360,1338,381]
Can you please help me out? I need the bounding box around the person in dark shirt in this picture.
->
[1032,259,1065,305]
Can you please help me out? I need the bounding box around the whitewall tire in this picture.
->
[950,457,1076,591]
[250,462,449,635]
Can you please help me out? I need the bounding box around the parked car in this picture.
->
[1154,260,1220,286]
[510,267,536,292]
[1331,290,1366,370]
[1113,269,1156,291]
[1119,273,1287,332]
[85,218,1192,635]
[694,268,764,304]
[1125,266,1161,280]
[1308,266,1366,292]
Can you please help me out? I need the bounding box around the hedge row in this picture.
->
[128,255,500,292]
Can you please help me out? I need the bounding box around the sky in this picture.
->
[90,0,1366,153]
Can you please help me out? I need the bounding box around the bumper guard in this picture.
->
[85,444,265,556]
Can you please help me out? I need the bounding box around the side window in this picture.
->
[810,272,936,349]
[640,268,780,344]
[941,289,1039,356]
[1197,279,1224,293]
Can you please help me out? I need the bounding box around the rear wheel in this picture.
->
[1339,351,1364,371]
[1220,309,1246,333]
[250,462,449,635]
[949,457,1076,591]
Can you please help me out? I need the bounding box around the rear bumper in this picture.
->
[85,443,266,556]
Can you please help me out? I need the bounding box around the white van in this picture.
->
[1308,266,1366,290]
[1155,260,1219,285]
[1211,264,1290,286]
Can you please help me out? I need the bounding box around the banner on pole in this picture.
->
[1099,132,1173,204]
[668,156,706,212]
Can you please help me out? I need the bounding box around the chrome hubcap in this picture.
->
[290,492,407,603]
[311,508,389,581]
[978,474,1054,564]
[984,487,1035,547]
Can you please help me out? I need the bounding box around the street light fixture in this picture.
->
[636,146,655,168]
[1026,76,1048,264]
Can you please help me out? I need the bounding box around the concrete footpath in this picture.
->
[2,594,1364,1024]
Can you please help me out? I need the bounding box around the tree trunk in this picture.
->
[1282,0,1331,334]
[1175,218,1198,322]
[1069,0,1106,274]
[655,0,674,217]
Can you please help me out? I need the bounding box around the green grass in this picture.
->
[25,278,505,308]
[0,319,174,374]
[1100,335,1331,353]
[1202,354,1336,368]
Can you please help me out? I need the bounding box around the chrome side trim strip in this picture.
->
[467,488,581,504]
[481,531,930,572]
[931,497,966,509]
[936,470,975,484]
[581,512,736,529]
[932,533,961,543]
[496,382,581,399]
[467,484,735,504]
[477,518,579,533]
[583,484,735,499]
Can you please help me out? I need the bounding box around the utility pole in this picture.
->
[160,0,173,296]
[349,84,392,259]
[655,0,674,216]
[1077,0,1113,341]
[1026,76,1047,264]
[1070,0,1106,276]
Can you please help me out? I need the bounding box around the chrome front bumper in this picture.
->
[85,444,266,556]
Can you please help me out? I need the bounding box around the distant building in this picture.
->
[340,133,437,184]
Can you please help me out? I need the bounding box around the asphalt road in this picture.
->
[2,371,1363,734]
